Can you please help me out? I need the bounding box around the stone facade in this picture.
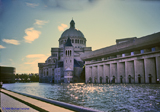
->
[38,20,92,83]
[81,32,160,84]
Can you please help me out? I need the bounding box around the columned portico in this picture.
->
[81,32,160,84]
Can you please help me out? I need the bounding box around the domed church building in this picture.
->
[38,20,92,83]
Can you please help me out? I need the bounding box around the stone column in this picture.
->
[98,65,103,83]
[92,66,97,83]
[134,60,137,83]
[156,56,160,83]
[125,61,128,83]
[97,65,100,83]
[85,66,89,83]
[117,62,120,83]
[103,65,106,83]
[144,59,149,83]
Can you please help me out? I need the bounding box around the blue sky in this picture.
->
[0,0,160,74]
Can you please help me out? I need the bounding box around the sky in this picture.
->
[0,0,160,74]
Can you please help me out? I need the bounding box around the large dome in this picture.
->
[60,20,85,38]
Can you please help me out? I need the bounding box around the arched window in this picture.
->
[66,50,67,56]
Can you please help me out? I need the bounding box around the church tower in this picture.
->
[63,37,74,83]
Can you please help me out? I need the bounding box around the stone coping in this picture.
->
[1,88,100,112]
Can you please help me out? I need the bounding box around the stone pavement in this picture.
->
[1,89,73,112]
[1,92,38,112]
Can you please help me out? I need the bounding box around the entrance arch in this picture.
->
[148,74,152,83]
[128,75,131,83]
[52,78,54,83]
[120,76,123,83]
[94,77,97,83]
[112,76,115,83]
[100,77,103,83]
[138,74,141,83]
[106,76,108,83]
[89,77,92,83]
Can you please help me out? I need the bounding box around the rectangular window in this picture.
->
[131,52,134,56]
[52,54,57,57]
[122,54,125,57]
[141,50,144,54]
[152,47,155,51]
[72,39,74,43]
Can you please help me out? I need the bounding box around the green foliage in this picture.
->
[15,73,39,82]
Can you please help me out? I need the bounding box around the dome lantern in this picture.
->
[70,19,75,28]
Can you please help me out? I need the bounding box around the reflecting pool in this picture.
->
[3,83,160,112]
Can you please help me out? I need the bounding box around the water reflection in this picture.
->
[3,83,160,112]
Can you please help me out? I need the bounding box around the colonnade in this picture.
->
[85,56,160,84]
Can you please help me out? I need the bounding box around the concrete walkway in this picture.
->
[1,92,38,112]
[1,89,73,112]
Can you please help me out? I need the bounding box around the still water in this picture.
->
[3,83,160,112]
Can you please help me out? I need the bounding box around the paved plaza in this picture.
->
[0,92,38,112]
[1,89,73,112]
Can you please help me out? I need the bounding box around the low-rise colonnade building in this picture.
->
[80,32,160,84]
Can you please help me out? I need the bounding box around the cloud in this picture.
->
[23,27,41,43]
[26,54,46,58]
[9,59,14,65]
[58,23,68,31]
[2,39,20,45]
[42,0,98,10]
[34,19,49,28]
[25,54,50,65]
[0,45,5,49]
[26,2,39,8]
